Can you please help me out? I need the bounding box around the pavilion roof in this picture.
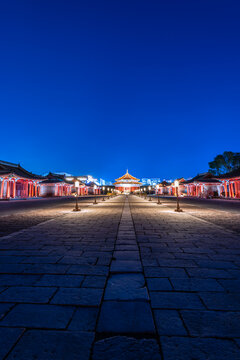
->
[217,167,240,179]
[182,172,221,184]
[40,173,75,185]
[115,170,140,182]
[40,179,66,185]
[86,181,99,188]
[0,160,45,180]
[158,180,172,187]
[166,178,186,186]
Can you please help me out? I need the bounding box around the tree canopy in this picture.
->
[209,151,240,176]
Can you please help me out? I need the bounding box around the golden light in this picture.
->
[174,180,179,187]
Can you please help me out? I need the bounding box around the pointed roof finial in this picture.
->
[126,169,128,174]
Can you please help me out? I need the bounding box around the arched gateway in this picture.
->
[114,170,141,194]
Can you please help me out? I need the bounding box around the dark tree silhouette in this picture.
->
[209,151,240,175]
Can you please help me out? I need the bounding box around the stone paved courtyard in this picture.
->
[0,195,240,359]
[0,196,103,237]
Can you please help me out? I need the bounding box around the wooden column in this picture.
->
[26,182,29,197]
[234,181,237,198]
[236,181,240,198]
[6,181,10,198]
[224,182,228,197]
[0,179,4,198]
[12,179,16,198]
[237,181,240,198]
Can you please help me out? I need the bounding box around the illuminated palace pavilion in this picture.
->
[114,170,141,193]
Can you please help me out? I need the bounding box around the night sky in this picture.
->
[0,1,239,182]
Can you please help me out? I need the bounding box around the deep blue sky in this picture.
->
[0,1,239,181]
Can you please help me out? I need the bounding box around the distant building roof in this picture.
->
[115,170,140,182]
[114,170,141,186]
[0,160,45,180]
[217,168,240,179]
[182,172,221,184]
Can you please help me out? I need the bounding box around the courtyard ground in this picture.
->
[0,196,105,237]
[0,195,239,359]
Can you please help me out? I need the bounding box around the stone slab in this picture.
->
[154,310,187,336]
[51,287,103,306]
[181,310,240,337]
[104,274,149,301]
[7,330,94,360]
[161,336,240,360]
[68,307,98,331]
[0,286,56,303]
[92,336,161,360]
[82,275,107,288]
[200,292,240,310]
[171,278,224,291]
[218,279,240,292]
[0,274,41,286]
[34,274,84,287]
[144,267,188,278]
[110,260,142,273]
[1,304,75,329]
[0,302,14,320]
[97,301,155,334]
[147,278,172,291]
[0,327,24,359]
[150,292,204,309]
[113,251,140,260]
[68,265,109,276]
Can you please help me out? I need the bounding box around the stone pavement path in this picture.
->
[0,196,106,237]
[150,196,240,235]
[0,195,240,359]
[130,195,240,360]
[92,197,161,359]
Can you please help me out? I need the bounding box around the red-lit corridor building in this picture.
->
[0,160,44,199]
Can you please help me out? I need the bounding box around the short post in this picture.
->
[148,186,152,201]
[102,186,105,201]
[93,185,97,204]
[156,185,161,204]
[174,180,183,212]
[73,180,80,211]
